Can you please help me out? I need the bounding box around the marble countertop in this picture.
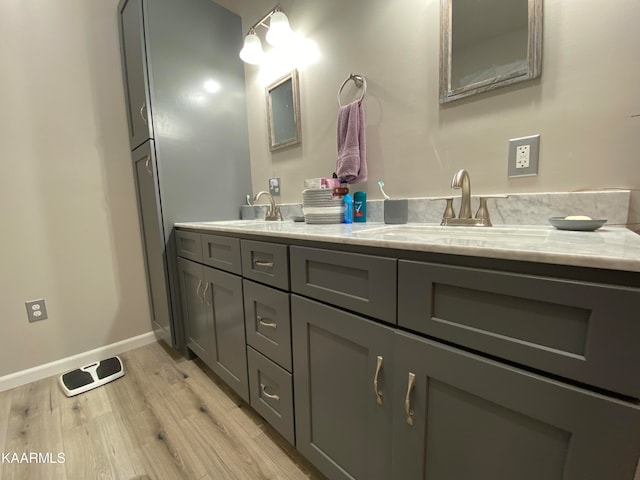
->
[174,220,640,273]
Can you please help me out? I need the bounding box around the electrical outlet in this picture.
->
[269,177,281,196]
[516,145,530,168]
[508,135,540,178]
[26,298,48,322]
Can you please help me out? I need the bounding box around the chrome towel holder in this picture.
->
[337,73,367,107]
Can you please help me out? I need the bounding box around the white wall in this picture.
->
[0,0,152,377]
[236,0,640,226]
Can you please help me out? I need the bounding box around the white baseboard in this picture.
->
[0,332,157,393]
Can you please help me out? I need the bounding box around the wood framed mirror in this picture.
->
[440,0,543,104]
[266,70,301,151]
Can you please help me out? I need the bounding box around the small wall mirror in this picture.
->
[440,0,542,104]
[266,70,301,152]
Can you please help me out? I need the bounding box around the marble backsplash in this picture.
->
[242,190,633,227]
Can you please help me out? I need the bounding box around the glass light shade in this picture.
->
[266,11,292,47]
[239,33,264,64]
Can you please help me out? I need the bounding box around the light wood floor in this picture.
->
[0,341,326,480]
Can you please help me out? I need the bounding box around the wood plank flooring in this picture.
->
[0,342,325,480]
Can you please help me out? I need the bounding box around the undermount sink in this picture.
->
[355,224,550,242]
[199,219,273,226]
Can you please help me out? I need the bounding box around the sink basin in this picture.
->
[198,220,273,226]
[360,224,547,235]
[355,224,550,243]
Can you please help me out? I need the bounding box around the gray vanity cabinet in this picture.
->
[177,257,209,362]
[133,141,171,344]
[291,295,395,480]
[176,229,640,480]
[176,255,248,403]
[392,330,640,480]
[203,266,249,402]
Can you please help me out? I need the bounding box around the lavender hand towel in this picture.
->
[336,100,367,184]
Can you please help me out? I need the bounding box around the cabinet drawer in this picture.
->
[176,230,202,262]
[241,240,289,290]
[244,280,292,371]
[290,246,397,324]
[247,347,294,445]
[201,234,241,274]
[398,260,640,398]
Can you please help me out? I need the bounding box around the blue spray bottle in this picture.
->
[343,193,353,224]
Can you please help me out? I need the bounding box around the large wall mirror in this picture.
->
[266,70,301,152]
[440,0,542,104]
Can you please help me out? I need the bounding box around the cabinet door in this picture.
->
[203,267,248,402]
[118,0,152,149]
[177,258,209,362]
[392,330,640,480]
[133,142,171,344]
[292,295,394,480]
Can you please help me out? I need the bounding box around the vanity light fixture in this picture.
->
[239,5,294,65]
[239,29,265,64]
[265,10,291,47]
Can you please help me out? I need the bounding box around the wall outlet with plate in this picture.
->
[26,298,48,322]
[508,135,540,178]
[269,177,281,196]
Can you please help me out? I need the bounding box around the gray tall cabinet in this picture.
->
[118,0,252,347]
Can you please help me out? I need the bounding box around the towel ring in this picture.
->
[337,73,367,107]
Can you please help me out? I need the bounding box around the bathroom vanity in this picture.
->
[174,220,640,480]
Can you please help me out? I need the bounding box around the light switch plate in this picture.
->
[508,135,540,178]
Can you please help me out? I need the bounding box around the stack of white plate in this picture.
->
[302,189,344,224]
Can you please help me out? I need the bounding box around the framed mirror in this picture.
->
[440,0,542,104]
[266,70,301,152]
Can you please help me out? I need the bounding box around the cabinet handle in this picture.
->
[260,383,280,401]
[373,355,384,405]
[196,280,204,303]
[144,155,152,176]
[257,316,277,329]
[202,282,210,306]
[405,372,416,426]
[140,103,147,125]
[253,260,274,268]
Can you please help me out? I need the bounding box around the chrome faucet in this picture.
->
[451,169,472,219]
[253,191,282,221]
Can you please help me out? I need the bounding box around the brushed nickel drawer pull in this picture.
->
[405,372,416,426]
[196,280,204,303]
[202,282,210,306]
[260,383,280,401]
[253,260,274,268]
[144,155,153,176]
[140,103,147,124]
[257,316,277,329]
[373,355,384,405]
